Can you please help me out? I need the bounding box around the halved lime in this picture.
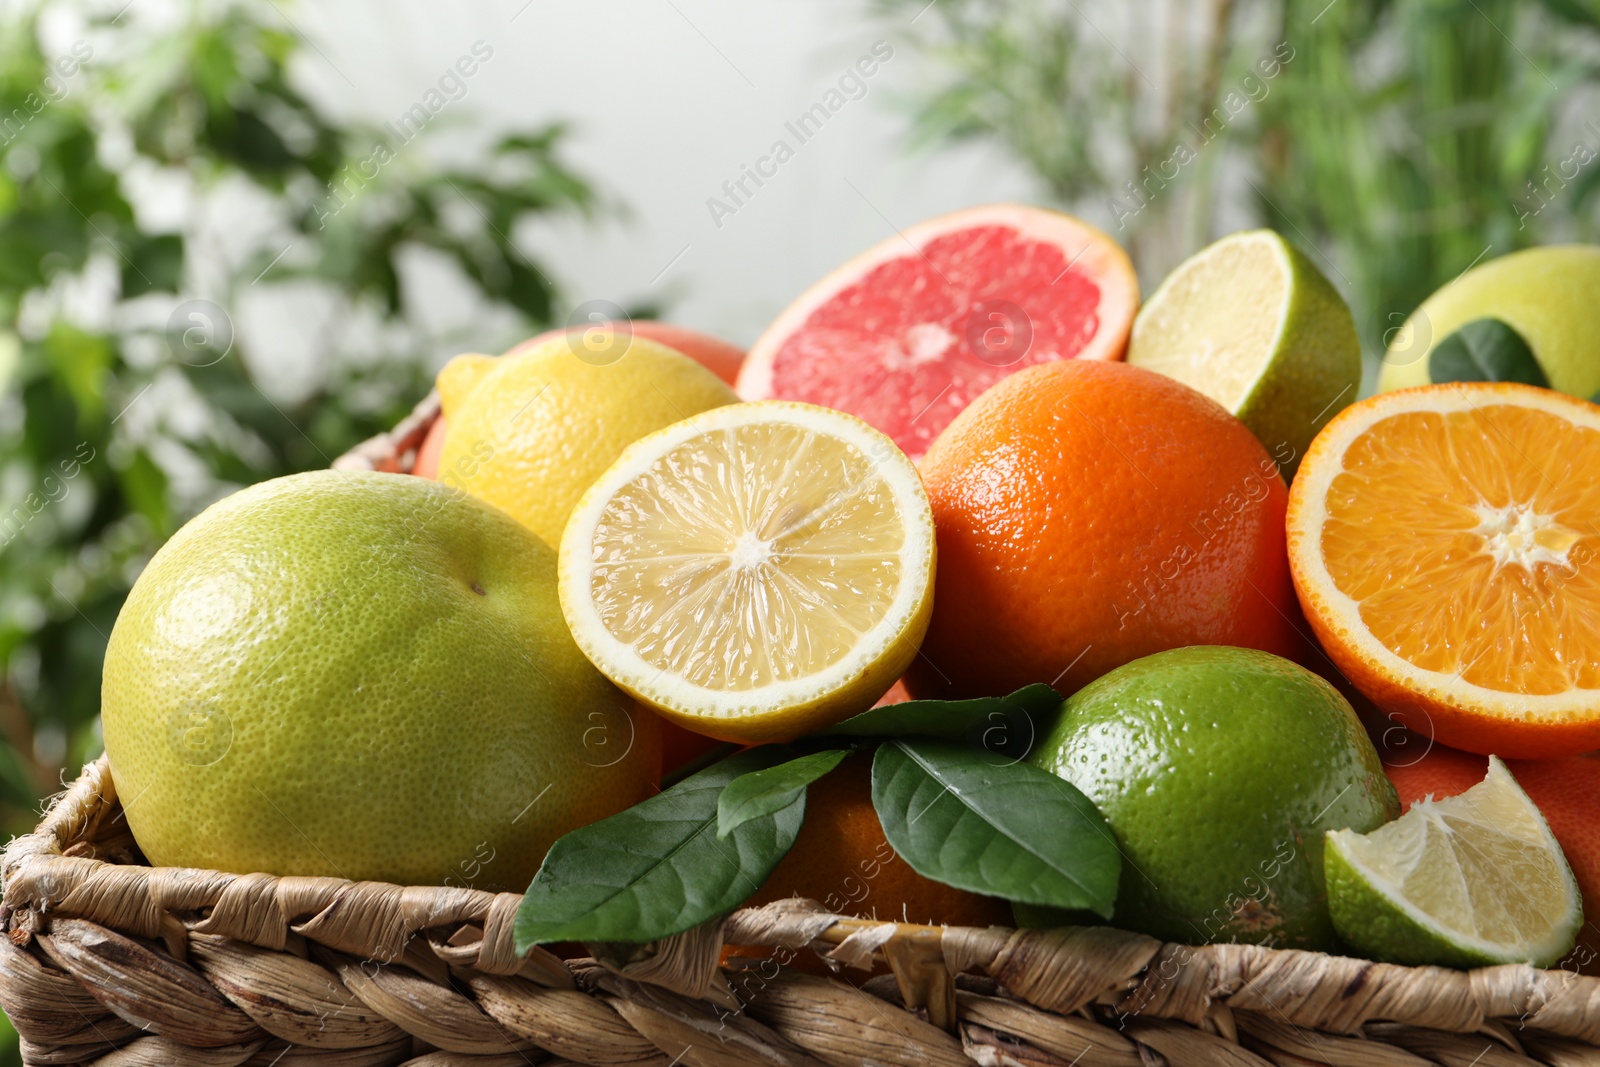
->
[1127,230,1360,479]
[1325,757,1582,969]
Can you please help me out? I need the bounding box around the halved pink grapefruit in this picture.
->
[738,204,1138,459]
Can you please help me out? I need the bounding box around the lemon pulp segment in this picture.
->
[588,420,907,690]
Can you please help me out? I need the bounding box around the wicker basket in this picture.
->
[1,397,1596,1067]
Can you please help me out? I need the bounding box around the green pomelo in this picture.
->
[1380,245,1600,398]
[102,470,660,889]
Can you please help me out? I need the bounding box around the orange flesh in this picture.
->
[1322,404,1600,697]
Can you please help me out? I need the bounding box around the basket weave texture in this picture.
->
[4,757,1600,1067]
[0,403,1595,1066]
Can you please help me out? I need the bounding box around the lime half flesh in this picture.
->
[1128,230,1360,479]
[1326,756,1582,969]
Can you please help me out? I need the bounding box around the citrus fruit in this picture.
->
[1286,382,1600,759]
[1379,245,1600,399]
[873,678,912,707]
[433,335,737,545]
[1379,739,1492,805]
[1030,646,1398,950]
[1384,745,1600,974]
[744,754,1011,927]
[904,359,1301,700]
[1326,757,1582,969]
[414,321,744,480]
[738,203,1138,460]
[101,471,661,888]
[546,319,744,386]
[558,401,936,743]
[414,412,448,480]
[659,716,731,778]
[1126,230,1360,478]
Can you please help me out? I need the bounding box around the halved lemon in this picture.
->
[558,401,936,743]
[1288,382,1600,759]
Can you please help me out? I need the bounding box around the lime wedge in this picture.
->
[1127,230,1360,479]
[1325,757,1582,969]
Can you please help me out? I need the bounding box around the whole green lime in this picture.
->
[1029,646,1397,950]
[102,470,660,889]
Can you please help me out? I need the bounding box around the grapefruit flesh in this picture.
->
[739,204,1138,460]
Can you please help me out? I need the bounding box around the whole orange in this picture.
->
[744,754,1012,929]
[1383,745,1600,975]
[906,360,1301,699]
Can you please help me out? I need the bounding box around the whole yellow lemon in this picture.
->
[436,334,738,545]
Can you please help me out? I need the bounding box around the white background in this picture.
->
[293,0,1044,351]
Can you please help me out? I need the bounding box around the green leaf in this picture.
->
[514,748,804,949]
[42,324,111,426]
[1428,318,1550,388]
[827,683,1061,760]
[871,739,1119,916]
[717,748,850,839]
[116,449,170,534]
[661,741,740,788]
[121,234,183,297]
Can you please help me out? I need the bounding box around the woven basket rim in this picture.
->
[2,755,1598,1064]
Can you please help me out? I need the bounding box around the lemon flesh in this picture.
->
[1326,757,1581,968]
[1128,230,1361,479]
[559,401,935,743]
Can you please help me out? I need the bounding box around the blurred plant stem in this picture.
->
[0,0,601,834]
[877,0,1597,354]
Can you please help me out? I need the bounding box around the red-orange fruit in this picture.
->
[906,360,1300,699]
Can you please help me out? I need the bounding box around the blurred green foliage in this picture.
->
[877,0,1600,355]
[0,0,596,835]
[1258,0,1595,350]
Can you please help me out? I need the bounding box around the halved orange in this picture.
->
[1287,382,1600,759]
